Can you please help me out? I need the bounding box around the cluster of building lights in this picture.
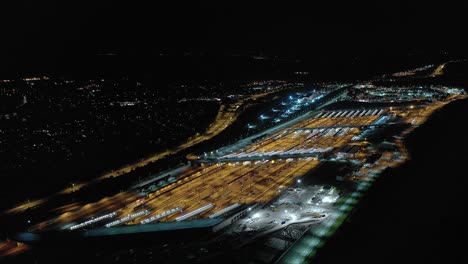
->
[22,76,50,81]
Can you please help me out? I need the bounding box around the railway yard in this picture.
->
[3,80,467,264]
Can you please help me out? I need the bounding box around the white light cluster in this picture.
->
[220,147,331,159]
[105,210,149,228]
[319,109,383,119]
[69,212,117,230]
[140,207,182,224]
[322,196,338,203]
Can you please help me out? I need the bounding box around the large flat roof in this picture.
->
[84,218,223,237]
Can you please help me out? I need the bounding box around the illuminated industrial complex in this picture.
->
[2,63,467,263]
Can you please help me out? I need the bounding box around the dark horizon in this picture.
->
[2,2,468,76]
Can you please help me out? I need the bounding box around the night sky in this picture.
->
[1,2,467,70]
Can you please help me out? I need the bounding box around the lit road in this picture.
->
[430,63,447,77]
[0,240,29,258]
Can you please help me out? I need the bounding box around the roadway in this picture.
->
[430,62,447,77]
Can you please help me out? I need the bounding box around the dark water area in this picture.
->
[439,61,468,88]
[312,98,468,263]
